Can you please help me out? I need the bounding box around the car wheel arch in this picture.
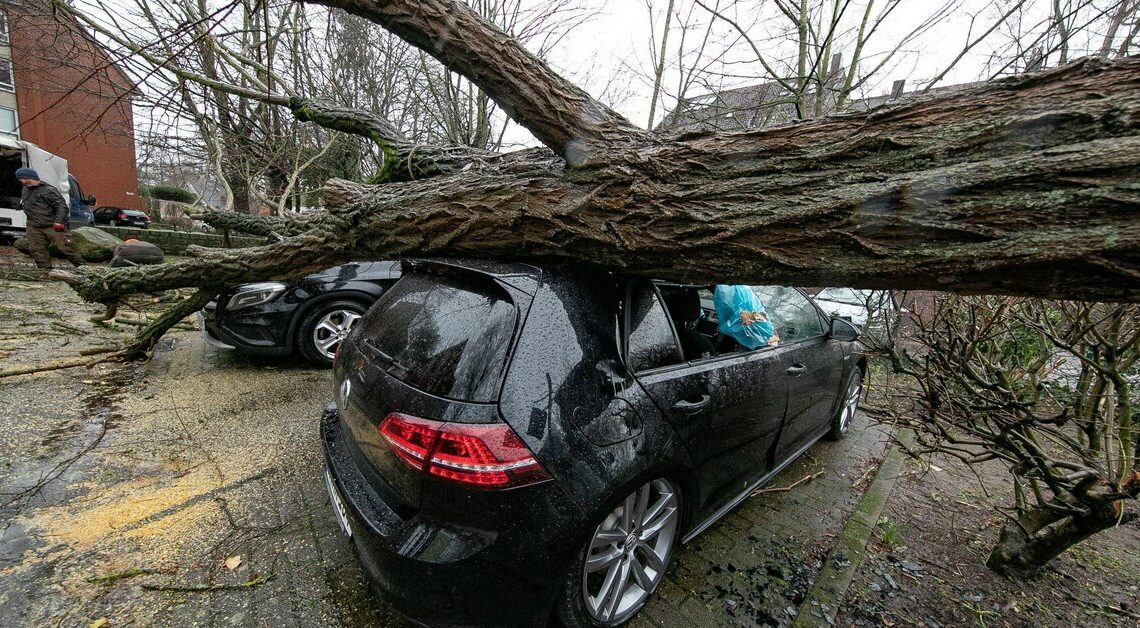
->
[284,290,377,353]
[828,363,864,440]
[556,470,689,626]
[572,465,697,555]
[825,355,867,419]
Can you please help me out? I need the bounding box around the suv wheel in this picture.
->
[296,299,365,366]
[557,477,680,627]
[829,369,862,440]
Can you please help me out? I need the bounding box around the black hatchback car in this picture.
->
[201,261,401,366]
[321,260,865,627]
[93,206,151,228]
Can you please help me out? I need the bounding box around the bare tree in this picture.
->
[884,296,1139,577]
[81,0,432,211]
[645,0,676,129]
[981,0,1140,78]
[658,1,969,131]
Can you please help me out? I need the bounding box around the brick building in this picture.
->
[0,0,140,209]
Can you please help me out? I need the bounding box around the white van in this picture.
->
[0,137,74,241]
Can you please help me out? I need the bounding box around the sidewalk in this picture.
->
[791,432,910,627]
[633,412,896,627]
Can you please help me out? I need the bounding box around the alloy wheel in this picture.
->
[311,309,361,360]
[582,478,679,624]
[838,373,861,434]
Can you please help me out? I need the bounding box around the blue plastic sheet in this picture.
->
[713,285,775,349]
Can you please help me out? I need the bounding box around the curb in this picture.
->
[790,429,912,627]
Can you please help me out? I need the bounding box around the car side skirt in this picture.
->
[681,428,828,544]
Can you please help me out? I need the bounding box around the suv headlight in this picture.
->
[226,282,287,311]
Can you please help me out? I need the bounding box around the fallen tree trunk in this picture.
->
[62,56,1140,303]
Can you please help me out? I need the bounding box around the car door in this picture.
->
[755,286,846,463]
[623,281,787,515]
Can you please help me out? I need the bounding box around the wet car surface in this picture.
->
[0,272,886,628]
[322,260,866,626]
[201,261,401,366]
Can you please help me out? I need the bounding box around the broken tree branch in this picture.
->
[752,470,826,495]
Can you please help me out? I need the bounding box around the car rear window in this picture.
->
[356,271,516,402]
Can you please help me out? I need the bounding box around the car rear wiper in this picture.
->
[362,339,410,378]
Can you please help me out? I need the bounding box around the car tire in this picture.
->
[556,477,681,627]
[829,369,862,440]
[296,299,366,367]
[109,220,118,227]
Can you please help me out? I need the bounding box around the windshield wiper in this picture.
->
[362,339,410,378]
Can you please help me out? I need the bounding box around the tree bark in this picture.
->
[986,499,1135,578]
[56,0,1140,307]
[289,97,499,180]
[60,56,1140,304]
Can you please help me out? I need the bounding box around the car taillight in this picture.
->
[117,211,126,220]
[378,412,552,490]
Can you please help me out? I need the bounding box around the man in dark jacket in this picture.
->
[16,166,85,269]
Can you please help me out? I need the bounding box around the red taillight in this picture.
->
[379,413,438,470]
[378,413,551,490]
[117,211,126,220]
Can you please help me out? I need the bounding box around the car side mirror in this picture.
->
[85,195,96,206]
[596,359,633,396]
[830,317,860,341]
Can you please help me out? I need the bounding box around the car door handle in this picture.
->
[786,364,807,377]
[672,394,711,415]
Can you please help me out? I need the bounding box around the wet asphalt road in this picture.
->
[0,280,888,627]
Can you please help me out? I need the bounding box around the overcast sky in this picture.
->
[522,0,1080,134]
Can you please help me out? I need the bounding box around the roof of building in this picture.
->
[657,76,983,134]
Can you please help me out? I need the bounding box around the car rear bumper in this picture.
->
[319,407,559,627]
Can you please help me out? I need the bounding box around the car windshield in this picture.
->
[815,288,871,306]
[356,271,516,402]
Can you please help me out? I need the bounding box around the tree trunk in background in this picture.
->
[986,500,1131,578]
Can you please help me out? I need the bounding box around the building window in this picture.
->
[0,59,12,92]
[0,107,16,136]
[0,13,8,44]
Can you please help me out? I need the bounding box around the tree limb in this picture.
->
[306,0,648,163]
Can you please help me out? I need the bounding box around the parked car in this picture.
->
[93,206,151,228]
[321,260,865,627]
[813,287,902,338]
[68,203,95,228]
[200,261,401,366]
[67,175,95,227]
